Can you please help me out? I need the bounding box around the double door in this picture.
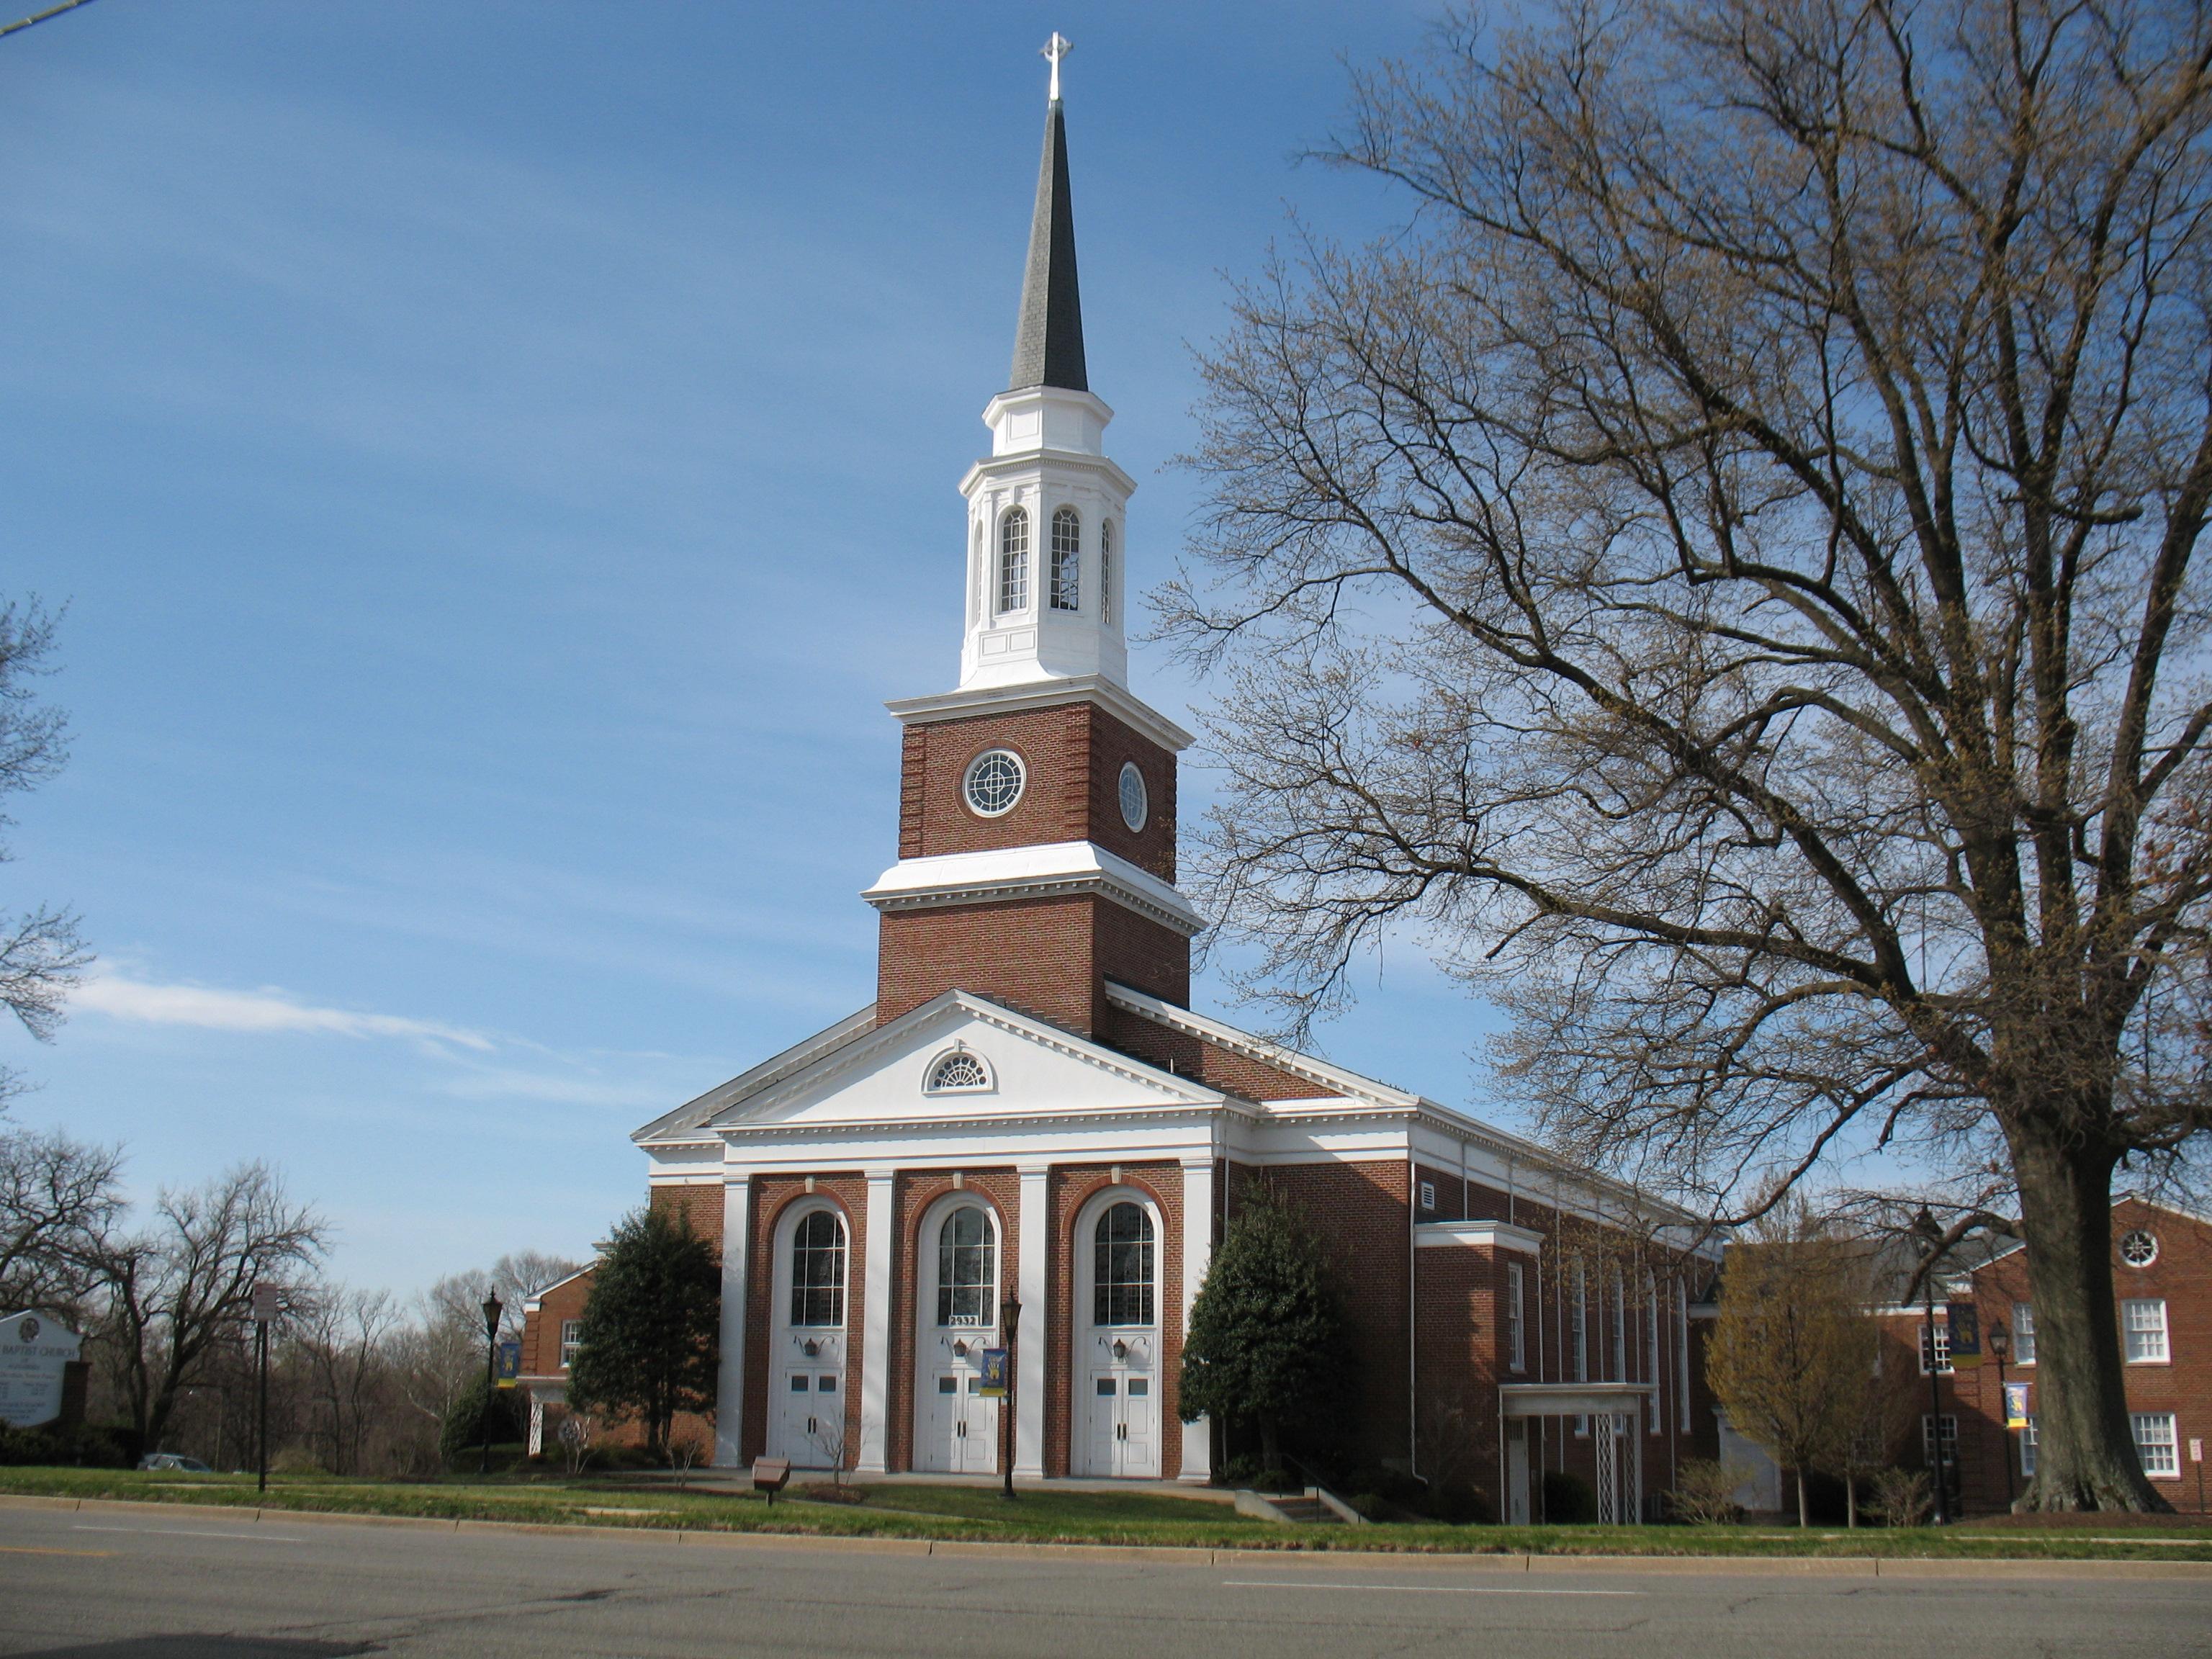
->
[1083,1367,1157,1478]
[773,1366,843,1467]
[919,1365,999,1474]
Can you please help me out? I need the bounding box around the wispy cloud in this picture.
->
[74,975,497,1053]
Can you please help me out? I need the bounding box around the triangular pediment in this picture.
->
[675,991,1220,1136]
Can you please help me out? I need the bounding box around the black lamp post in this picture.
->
[1988,1321,2014,1508]
[479,1291,503,1478]
[1000,1295,1022,1501]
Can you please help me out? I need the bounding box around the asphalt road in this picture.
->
[3,1504,2209,1659]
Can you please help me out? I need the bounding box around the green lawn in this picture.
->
[3,1466,2208,1561]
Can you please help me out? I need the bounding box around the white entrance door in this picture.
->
[1084,1367,1159,1478]
[1506,1423,1531,1525]
[772,1366,843,1467]
[920,1368,998,1474]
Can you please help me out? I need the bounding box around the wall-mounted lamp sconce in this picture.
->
[1111,1339,1128,1362]
[802,1339,820,1358]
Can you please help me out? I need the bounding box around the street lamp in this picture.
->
[479,1291,503,1477]
[1988,1321,2014,1507]
[1000,1295,1022,1501]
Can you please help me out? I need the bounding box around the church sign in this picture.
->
[0,1310,83,1429]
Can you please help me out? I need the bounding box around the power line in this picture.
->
[0,0,100,44]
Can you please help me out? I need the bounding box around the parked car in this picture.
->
[136,1453,214,1473]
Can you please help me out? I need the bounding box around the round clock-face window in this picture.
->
[1118,761,1149,832]
[2120,1228,2159,1268]
[963,749,1025,817]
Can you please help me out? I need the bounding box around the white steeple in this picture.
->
[955,44,1136,693]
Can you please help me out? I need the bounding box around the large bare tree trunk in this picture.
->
[2009,1125,2165,1511]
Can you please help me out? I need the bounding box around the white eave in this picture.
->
[864,841,1204,938]
[884,673,1193,755]
[1416,1219,1545,1255]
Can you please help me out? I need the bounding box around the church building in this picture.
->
[521,48,1722,1522]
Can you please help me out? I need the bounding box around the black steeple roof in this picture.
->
[1008,97,1088,394]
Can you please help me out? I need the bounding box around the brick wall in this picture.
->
[1232,1159,1413,1470]
[896,702,1176,883]
[1413,1241,1508,1502]
[648,1182,724,1251]
[876,894,1188,1034]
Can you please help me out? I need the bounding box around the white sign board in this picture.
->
[0,1310,82,1429]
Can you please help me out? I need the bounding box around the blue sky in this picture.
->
[0,0,1501,1294]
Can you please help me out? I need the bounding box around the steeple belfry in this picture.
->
[955,37,1136,693]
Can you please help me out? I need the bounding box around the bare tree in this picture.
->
[96,1162,324,1452]
[0,1125,122,1319]
[1170,0,2212,1509]
[290,1284,400,1475]
[0,601,89,1100]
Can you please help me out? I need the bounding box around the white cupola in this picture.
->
[955,78,1135,692]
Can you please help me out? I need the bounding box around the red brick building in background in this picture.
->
[520,63,1721,1520]
[1869,1198,2212,1516]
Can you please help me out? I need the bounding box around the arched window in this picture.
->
[789,1210,846,1327]
[1093,1201,1154,1326]
[1049,506,1081,611]
[936,1207,997,1326]
[1099,518,1113,624]
[997,508,1030,613]
[925,1050,990,1092]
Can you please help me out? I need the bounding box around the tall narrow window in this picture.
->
[2020,1414,2038,1478]
[1645,1270,1662,1433]
[1506,1260,1526,1372]
[2013,1303,2036,1364]
[1094,1202,1154,1326]
[936,1206,996,1328]
[1100,518,1114,624]
[1676,1277,1691,1431]
[1920,1322,1954,1374]
[789,1210,846,1328]
[1572,1261,1588,1435]
[1050,506,1081,611]
[1610,1267,1627,1380]
[997,507,1030,613]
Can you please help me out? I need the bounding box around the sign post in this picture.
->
[250,1284,280,1493]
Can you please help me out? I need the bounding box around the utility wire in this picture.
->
[0,0,99,43]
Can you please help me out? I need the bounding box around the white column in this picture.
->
[1016,1164,1051,1479]
[1177,1156,1216,1483]
[714,1174,752,1467]
[858,1170,897,1474]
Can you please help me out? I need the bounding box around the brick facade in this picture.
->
[877,894,1187,1034]
[1877,1197,2212,1515]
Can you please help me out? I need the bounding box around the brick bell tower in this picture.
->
[865,56,1199,1038]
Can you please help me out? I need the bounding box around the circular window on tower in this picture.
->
[1118,761,1149,832]
[963,749,1025,818]
[2120,1228,2159,1269]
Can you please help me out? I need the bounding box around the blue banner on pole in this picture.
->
[1944,1302,1983,1368]
[2003,1380,2030,1428]
[495,1339,521,1388]
[977,1347,1010,1398]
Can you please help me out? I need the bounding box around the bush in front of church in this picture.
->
[563,1203,719,1460]
[438,1374,527,1469]
[1179,1190,1354,1479]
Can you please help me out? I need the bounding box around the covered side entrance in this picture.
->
[1498,1382,1655,1524]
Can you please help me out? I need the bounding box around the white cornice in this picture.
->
[959,449,1140,500]
[863,841,1204,938]
[885,675,1193,754]
[1416,1220,1545,1256]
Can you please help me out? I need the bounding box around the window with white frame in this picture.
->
[1646,1271,1662,1433]
[2123,1298,2170,1364]
[2133,1412,2179,1478]
[1921,1413,1959,1472]
[1919,1321,1954,1374]
[1100,518,1114,624]
[925,1050,990,1092]
[2019,1414,2038,1478]
[1049,506,1081,611]
[2013,1302,2035,1365]
[1506,1260,1527,1372]
[935,1205,996,1328]
[997,507,1030,613]
[1676,1277,1691,1431]
[559,1319,582,1369]
[1094,1202,1155,1327]
[1610,1267,1627,1381]
[1572,1262,1589,1435]
[789,1209,847,1328]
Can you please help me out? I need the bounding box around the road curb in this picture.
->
[4,1493,2208,1576]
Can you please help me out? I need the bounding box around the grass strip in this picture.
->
[4,1468,2208,1562]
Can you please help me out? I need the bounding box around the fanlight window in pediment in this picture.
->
[925,1049,992,1094]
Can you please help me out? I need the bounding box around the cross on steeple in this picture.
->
[1041,32,1071,102]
